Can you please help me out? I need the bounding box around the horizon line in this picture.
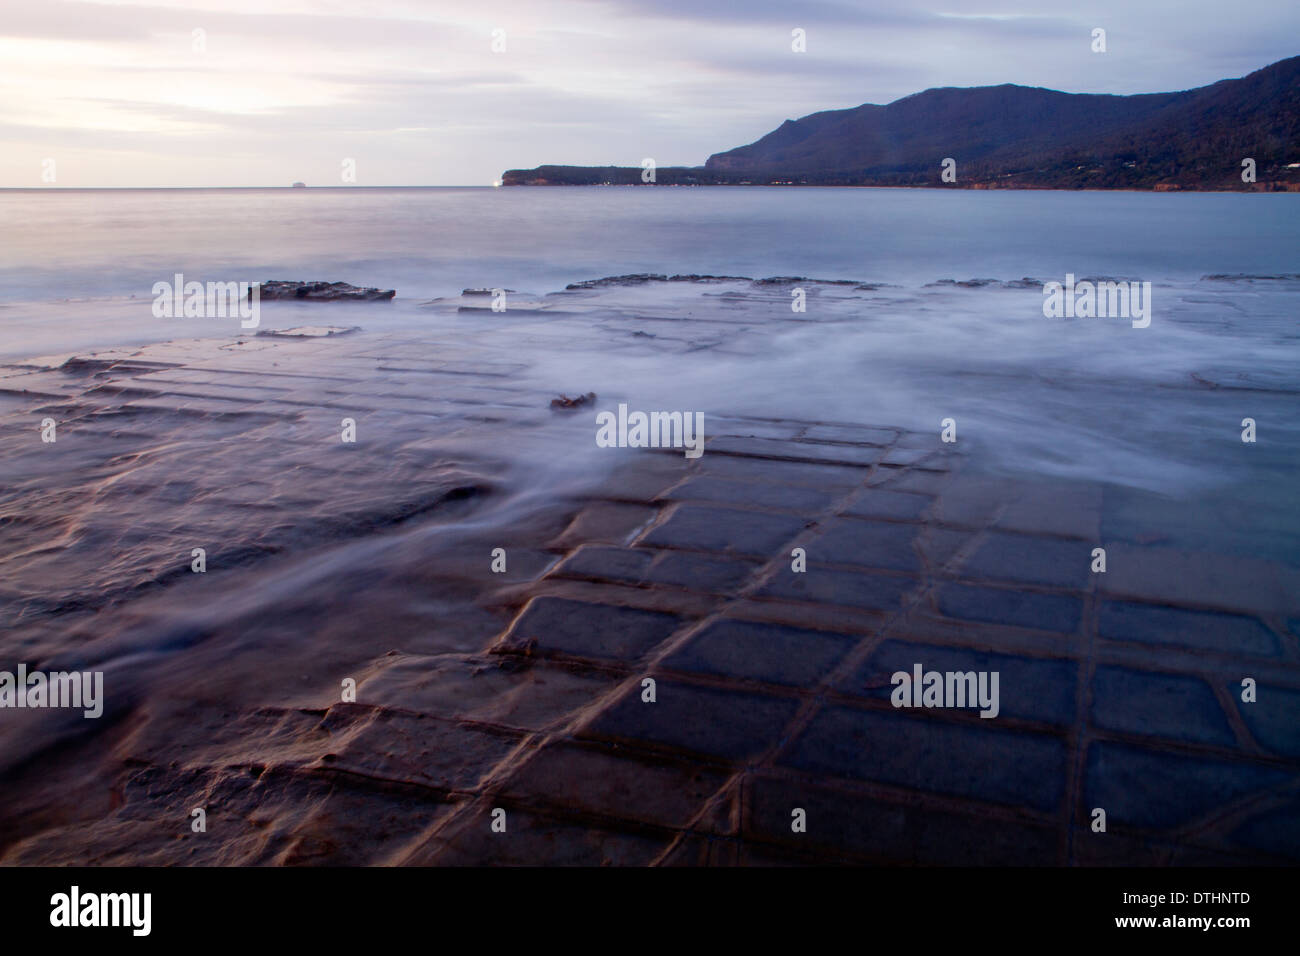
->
[0,185,495,191]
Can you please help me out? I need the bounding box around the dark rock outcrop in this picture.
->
[550,392,597,410]
[255,281,395,302]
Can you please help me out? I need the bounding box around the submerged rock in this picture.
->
[1202,273,1300,282]
[550,391,597,410]
[256,281,395,302]
[753,275,862,286]
[925,277,1042,289]
[256,326,360,338]
[565,275,668,290]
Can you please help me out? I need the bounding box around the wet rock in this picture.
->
[550,391,596,410]
[665,274,751,283]
[256,281,395,302]
[568,274,756,290]
[927,278,1001,288]
[926,277,1042,289]
[1201,273,1300,282]
[256,326,360,338]
[565,274,668,290]
[753,276,863,286]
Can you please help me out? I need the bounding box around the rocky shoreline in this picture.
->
[0,277,1296,865]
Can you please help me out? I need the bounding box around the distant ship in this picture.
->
[291,182,307,188]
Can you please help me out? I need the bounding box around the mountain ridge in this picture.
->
[503,56,1300,189]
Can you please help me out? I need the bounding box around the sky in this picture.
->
[1,0,1296,187]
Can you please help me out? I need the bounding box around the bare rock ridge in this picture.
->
[503,55,1300,190]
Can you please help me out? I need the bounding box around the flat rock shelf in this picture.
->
[0,279,1296,866]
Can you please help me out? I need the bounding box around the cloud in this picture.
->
[1,0,1297,185]
[572,0,930,27]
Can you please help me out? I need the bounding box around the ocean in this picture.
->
[3,186,1296,518]
[3,185,1298,304]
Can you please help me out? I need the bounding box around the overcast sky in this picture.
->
[2,0,1295,187]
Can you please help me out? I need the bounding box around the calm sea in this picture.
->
[2,186,1297,305]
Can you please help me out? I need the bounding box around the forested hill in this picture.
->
[503,56,1300,190]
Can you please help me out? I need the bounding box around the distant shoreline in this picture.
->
[498,181,1300,193]
[3,184,1299,193]
[0,185,486,191]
